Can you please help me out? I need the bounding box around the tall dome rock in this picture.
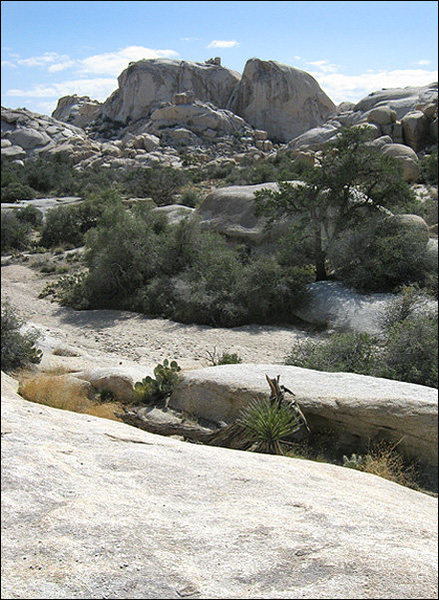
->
[229,58,336,142]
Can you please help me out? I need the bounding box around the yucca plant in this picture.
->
[237,397,302,455]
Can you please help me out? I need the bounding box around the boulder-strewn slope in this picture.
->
[1,372,437,599]
[290,82,438,153]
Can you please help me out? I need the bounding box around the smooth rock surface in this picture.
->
[1,372,437,599]
[170,364,438,467]
[102,58,241,123]
[230,58,336,142]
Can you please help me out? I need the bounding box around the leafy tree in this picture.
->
[254,127,414,280]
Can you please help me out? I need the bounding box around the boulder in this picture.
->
[52,94,103,128]
[195,182,283,244]
[381,142,420,181]
[366,106,397,126]
[2,373,437,599]
[1,144,26,159]
[354,83,438,120]
[149,101,248,137]
[102,58,241,123]
[170,364,438,467]
[293,281,396,335]
[230,58,336,142]
[152,204,195,225]
[288,123,339,150]
[401,110,430,151]
[72,368,136,403]
[6,127,51,150]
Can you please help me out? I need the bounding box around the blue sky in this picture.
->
[1,1,438,115]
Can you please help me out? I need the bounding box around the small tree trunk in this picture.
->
[313,226,327,281]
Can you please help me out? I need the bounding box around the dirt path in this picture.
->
[1,263,318,370]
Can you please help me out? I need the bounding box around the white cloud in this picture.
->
[414,59,431,66]
[7,46,180,77]
[7,78,117,101]
[307,59,340,74]
[180,37,199,42]
[17,52,71,68]
[294,55,302,61]
[207,40,239,49]
[309,68,438,103]
[1,60,17,68]
[78,45,179,76]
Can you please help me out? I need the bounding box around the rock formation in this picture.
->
[290,82,438,154]
[229,58,336,142]
[101,58,241,123]
[170,363,438,468]
[52,94,103,128]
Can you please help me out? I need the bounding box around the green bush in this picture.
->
[1,212,31,253]
[330,216,431,292]
[1,300,42,371]
[285,288,438,388]
[40,199,105,248]
[419,153,438,185]
[285,332,378,375]
[16,205,43,228]
[1,182,36,203]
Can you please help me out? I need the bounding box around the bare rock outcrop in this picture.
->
[52,94,103,128]
[101,58,241,124]
[170,364,438,467]
[1,372,438,599]
[290,82,438,155]
[229,58,336,142]
[1,106,101,163]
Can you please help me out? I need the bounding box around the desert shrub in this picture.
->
[285,332,378,375]
[1,212,31,253]
[134,360,181,404]
[237,397,302,455]
[419,153,438,185]
[16,205,43,228]
[178,186,203,207]
[378,311,438,387]
[217,352,243,365]
[40,198,107,248]
[330,215,431,292]
[123,166,187,205]
[1,300,42,370]
[1,182,36,203]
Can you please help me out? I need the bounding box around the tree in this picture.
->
[254,127,414,280]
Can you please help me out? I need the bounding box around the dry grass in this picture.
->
[18,372,123,422]
[361,441,417,488]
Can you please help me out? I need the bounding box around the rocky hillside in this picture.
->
[1,57,437,179]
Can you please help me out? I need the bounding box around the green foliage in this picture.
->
[237,397,302,455]
[285,332,378,375]
[1,182,36,203]
[342,453,365,470]
[285,288,438,388]
[16,205,43,228]
[217,352,243,365]
[1,300,42,371]
[378,294,438,387]
[419,153,438,185]
[134,359,182,404]
[330,216,432,292]
[1,212,31,253]
[40,196,112,248]
[254,126,414,280]
[123,166,187,205]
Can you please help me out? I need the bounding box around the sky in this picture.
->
[1,1,438,116]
